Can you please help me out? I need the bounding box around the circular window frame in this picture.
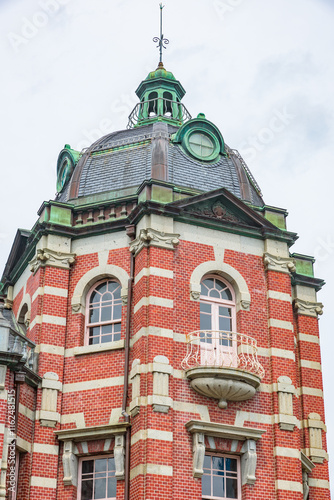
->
[183,129,220,162]
[57,156,73,192]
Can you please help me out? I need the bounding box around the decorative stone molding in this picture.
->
[63,441,78,486]
[263,253,296,274]
[189,260,251,311]
[277,376,296,431]
[152,355,173,413]
[192,432,205,478]
[186,421,265,482]
[71,264,129,315]
[241,439,257,485]
[306,413,328,464]
[186,367,261,409]
[129,228,180,255]
[56,423,129,484]
[293,299,324,318]
[4,286,14,310]
[30,248,76,273]
[130,359,141,416]
[114,435,125,479]
[40,372,62,427]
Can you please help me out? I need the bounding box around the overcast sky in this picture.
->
[1,0,333,488]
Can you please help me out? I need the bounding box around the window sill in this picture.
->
[74,339,125,356]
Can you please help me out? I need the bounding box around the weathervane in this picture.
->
[153,3,169,65]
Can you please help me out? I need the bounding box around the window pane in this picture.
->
[226,458,237,472]
[113,304,122,320]
[94,477,106,499]
[219,306,231,317]
[202,474,211,496]
[226,478,238,498]
[89,307,100,324]
[101,335,112,343]
[107,477,117,498]
[96,283,107,294]
[81,479,93,500]
[89,327,100,345]
[202,278,214,291]
[219,317,232,332]
[102,325,113,334]
[200,303,211,314]
[213,475,225,497]
[101,306,112,322]
[90,291,100,304]
[221,288,232,301]
[200,312,212,331]
[113,286,121,299]
[215,279,225,292]
[209,289,220,298]
[114,323,121,333]
[108,458,115,471]
[107,282,119,294]
[212,456,224,471]
[82,460,94,474]
[203,455,211,469]
[101,292,113,303]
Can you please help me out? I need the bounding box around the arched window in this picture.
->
[163,91,173,116]
[86,280,122,345]
[148,92,158,116]
[200,277,236,365]
[18,303,29,335]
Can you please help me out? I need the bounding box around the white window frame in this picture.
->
[77,454,116,500]
[200,276,236,366]
[85,279,122,346]
[202,453,241,500]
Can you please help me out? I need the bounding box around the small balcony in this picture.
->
[181,331,264,409]
[0,305,39,384]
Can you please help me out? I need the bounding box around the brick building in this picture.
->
[0,60,330,499]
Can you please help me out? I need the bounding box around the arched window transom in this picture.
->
[86,280,122,345]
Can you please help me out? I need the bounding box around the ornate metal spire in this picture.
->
[153,3,169,66]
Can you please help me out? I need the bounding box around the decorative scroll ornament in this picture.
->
[30,248,76,273]
[240,299,251,311]
[293,298,324,318]
[129,228,179,255]
[263,252,296,274]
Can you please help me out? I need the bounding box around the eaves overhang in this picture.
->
[291,273,325,292]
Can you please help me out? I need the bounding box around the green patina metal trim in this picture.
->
[291,273,325,292]
[291,253,315,278]
[173,115,226,162]
[91,140,151,157]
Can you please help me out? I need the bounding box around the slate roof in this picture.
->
[57,123,264,207]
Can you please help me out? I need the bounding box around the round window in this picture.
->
[185,130,220,162]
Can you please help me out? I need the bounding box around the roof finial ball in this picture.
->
[153,3,169,68]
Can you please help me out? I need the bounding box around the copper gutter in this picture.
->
[122,225,136,500]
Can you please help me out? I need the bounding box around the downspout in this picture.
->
[122,225,136,500]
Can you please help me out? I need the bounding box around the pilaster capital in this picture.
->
[129,228,179,255]
[263,253,296,274]
[293,298,324,318]
[30,248,76,273]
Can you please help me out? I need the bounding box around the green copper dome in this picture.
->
[146,63,176,81]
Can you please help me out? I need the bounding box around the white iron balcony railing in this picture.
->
[127,97,192,128]
[181,330,265,379]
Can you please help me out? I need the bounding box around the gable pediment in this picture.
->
[168,188,276,231]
